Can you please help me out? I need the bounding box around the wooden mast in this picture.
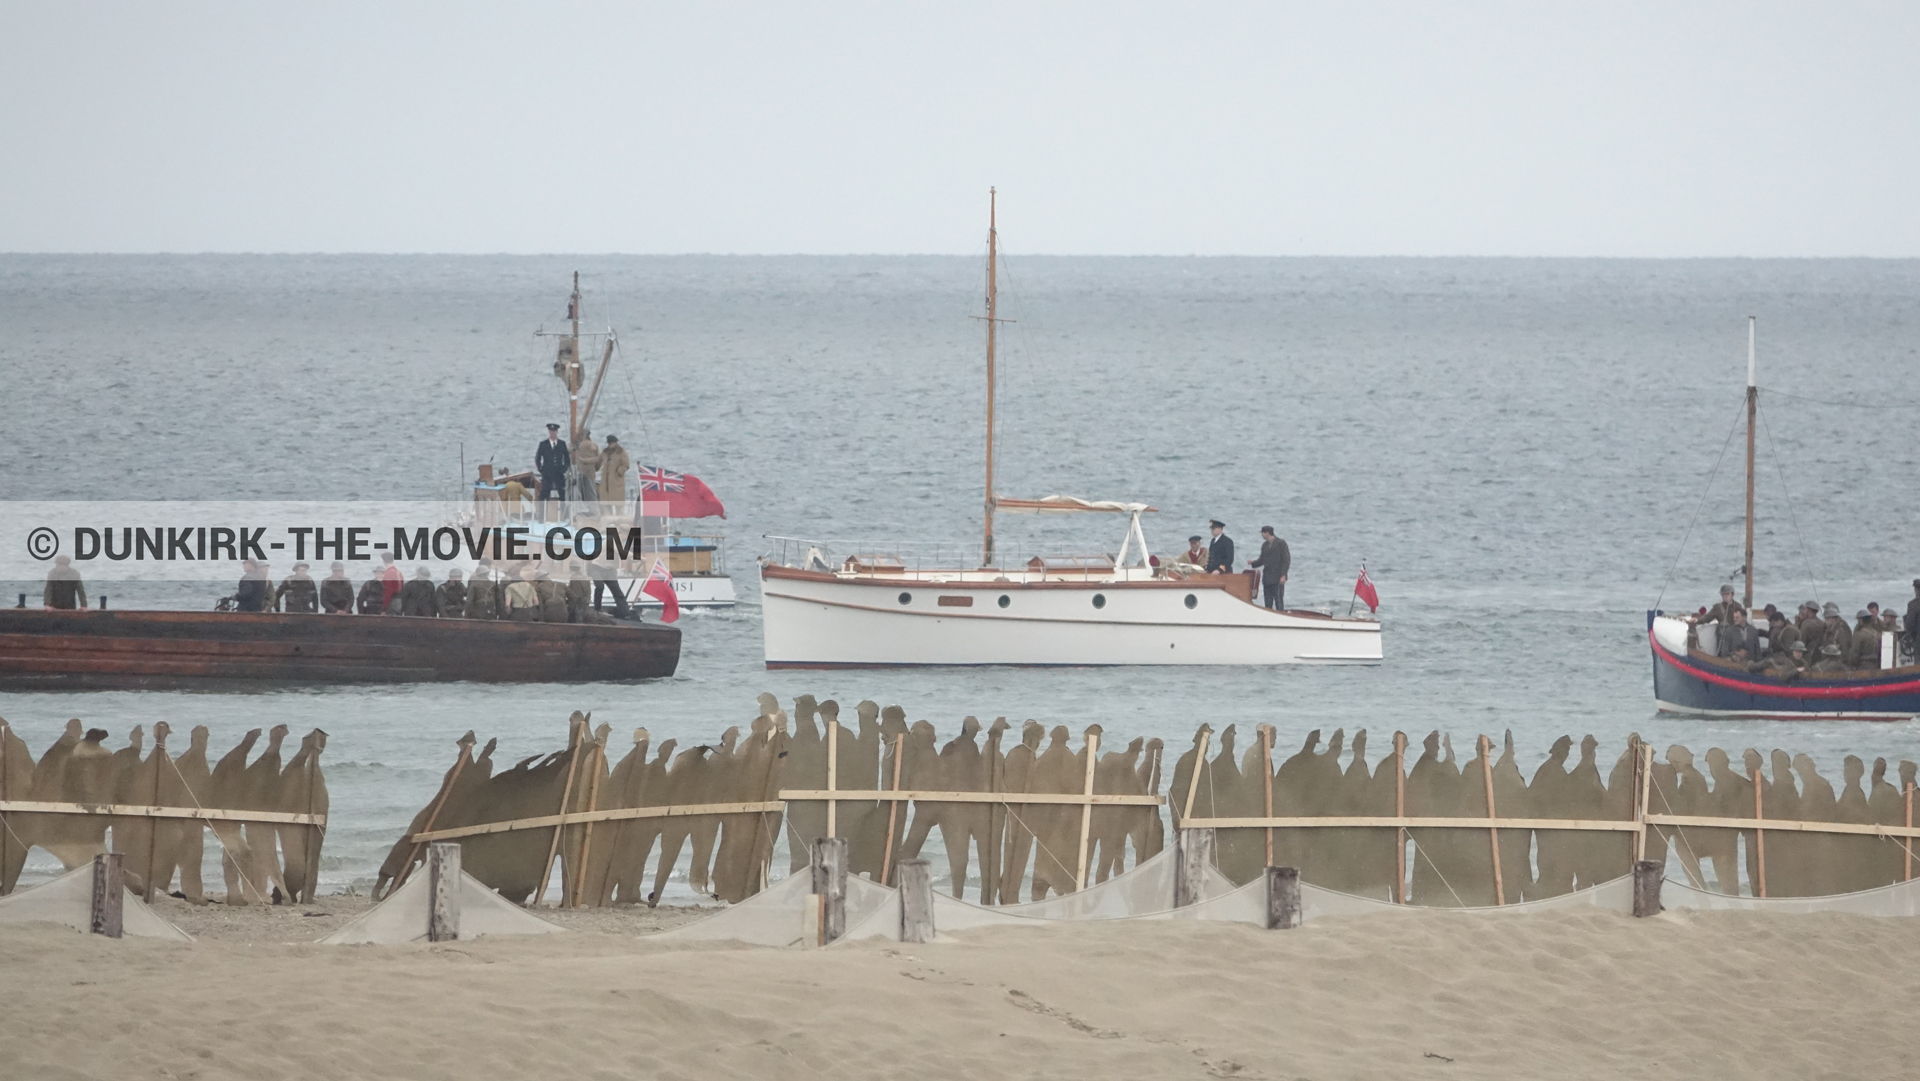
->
[568,271,583,445]
[1743,316,1756,610]
[983,189,999,567]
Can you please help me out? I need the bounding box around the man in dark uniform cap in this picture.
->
[1205,520,1234,575]
[535,423,571,516]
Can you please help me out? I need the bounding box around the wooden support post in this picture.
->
[1634,739,1653,865]
[880,734,905,886]
[534,715,587,907]
[390,746,469,896]
[810,836,848,945]
[1392,732,1407,905]
[825,718,839,839]
[144,738,164,903]
[427,842,461,942]
[1181,727,1211,824]
[1750,765,1767,898]
[1631,859,1662,917]
[1905,782,1914,883]
[1265,865,1300,929]
[571,738,606,908]
[1175,827,1214,908]
[90,853,124,939]
[0,721,12,897]
[1260,725,1275,869]
[1074,728,1100,891]
[1479,735,1504,906]
[303,753,323,905]
[898,858,934,944]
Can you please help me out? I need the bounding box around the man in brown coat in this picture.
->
[599,435,631,511]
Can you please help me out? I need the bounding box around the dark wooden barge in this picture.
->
[0,609,680,688]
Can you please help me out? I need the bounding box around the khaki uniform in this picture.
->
[436,580,468,618]
[599,442,631,506]
[573,437,602,500]
[1766,622,1801,657]
[1760,653,1804,678]
[319,576,355,614]
[1810,656,1849,675]
[504,579,540,621]
[1848,624,1882,670]
[536,577,569,623]
[1823,617,1853,659]
[276,575,319,614]
[1699,600,1745,625]
[566,573,591,623]
[465,575,498,619]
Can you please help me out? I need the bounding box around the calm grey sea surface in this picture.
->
[2,254,1917,893]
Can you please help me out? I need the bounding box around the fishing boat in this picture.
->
[0,607,679,688]
[468,273,736,611]
[1648,319,1917,720]
[758,193,1383,668]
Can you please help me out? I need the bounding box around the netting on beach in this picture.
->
[1662,876,1920,916]
[318,869,563,945]
[0,864,192,941]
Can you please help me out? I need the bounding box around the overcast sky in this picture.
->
[2,3,1915,256]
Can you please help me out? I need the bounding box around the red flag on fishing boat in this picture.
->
[1352,567,1379,613]
[642,559,680,623]
[636,465,726,519]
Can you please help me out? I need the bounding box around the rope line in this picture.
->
[1654,397,1750,610]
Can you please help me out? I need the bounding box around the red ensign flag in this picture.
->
[1353,567,1379,612]
[643,559,680,623]
[636,465,726,519]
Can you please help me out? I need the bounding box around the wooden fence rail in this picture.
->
[0,801,326,827]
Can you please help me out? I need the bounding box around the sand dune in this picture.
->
[2,905,1915,1080]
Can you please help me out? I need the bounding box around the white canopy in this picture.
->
[995,495,1156,514]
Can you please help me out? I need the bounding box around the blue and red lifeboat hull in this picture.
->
[1649,611,1920,720]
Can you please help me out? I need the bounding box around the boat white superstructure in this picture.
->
[757,194,1381,667]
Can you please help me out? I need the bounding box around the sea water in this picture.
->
[2,254,1917,894]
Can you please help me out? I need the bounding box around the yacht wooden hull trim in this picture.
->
[0,609,681,687]
[760,566,1382,668]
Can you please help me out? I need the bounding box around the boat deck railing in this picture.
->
[761,535,1166,583]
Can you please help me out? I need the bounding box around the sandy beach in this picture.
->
[3,901,1915,1081]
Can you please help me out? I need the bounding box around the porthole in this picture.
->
[997,595,1011,609]
[1184,594,1198,609]
[1092,594,1107,609]
[898,592,912,605]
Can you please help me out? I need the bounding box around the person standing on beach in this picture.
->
[42,555,86,610]
[1205,520,1234,574]
[1249,526,1290,610]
